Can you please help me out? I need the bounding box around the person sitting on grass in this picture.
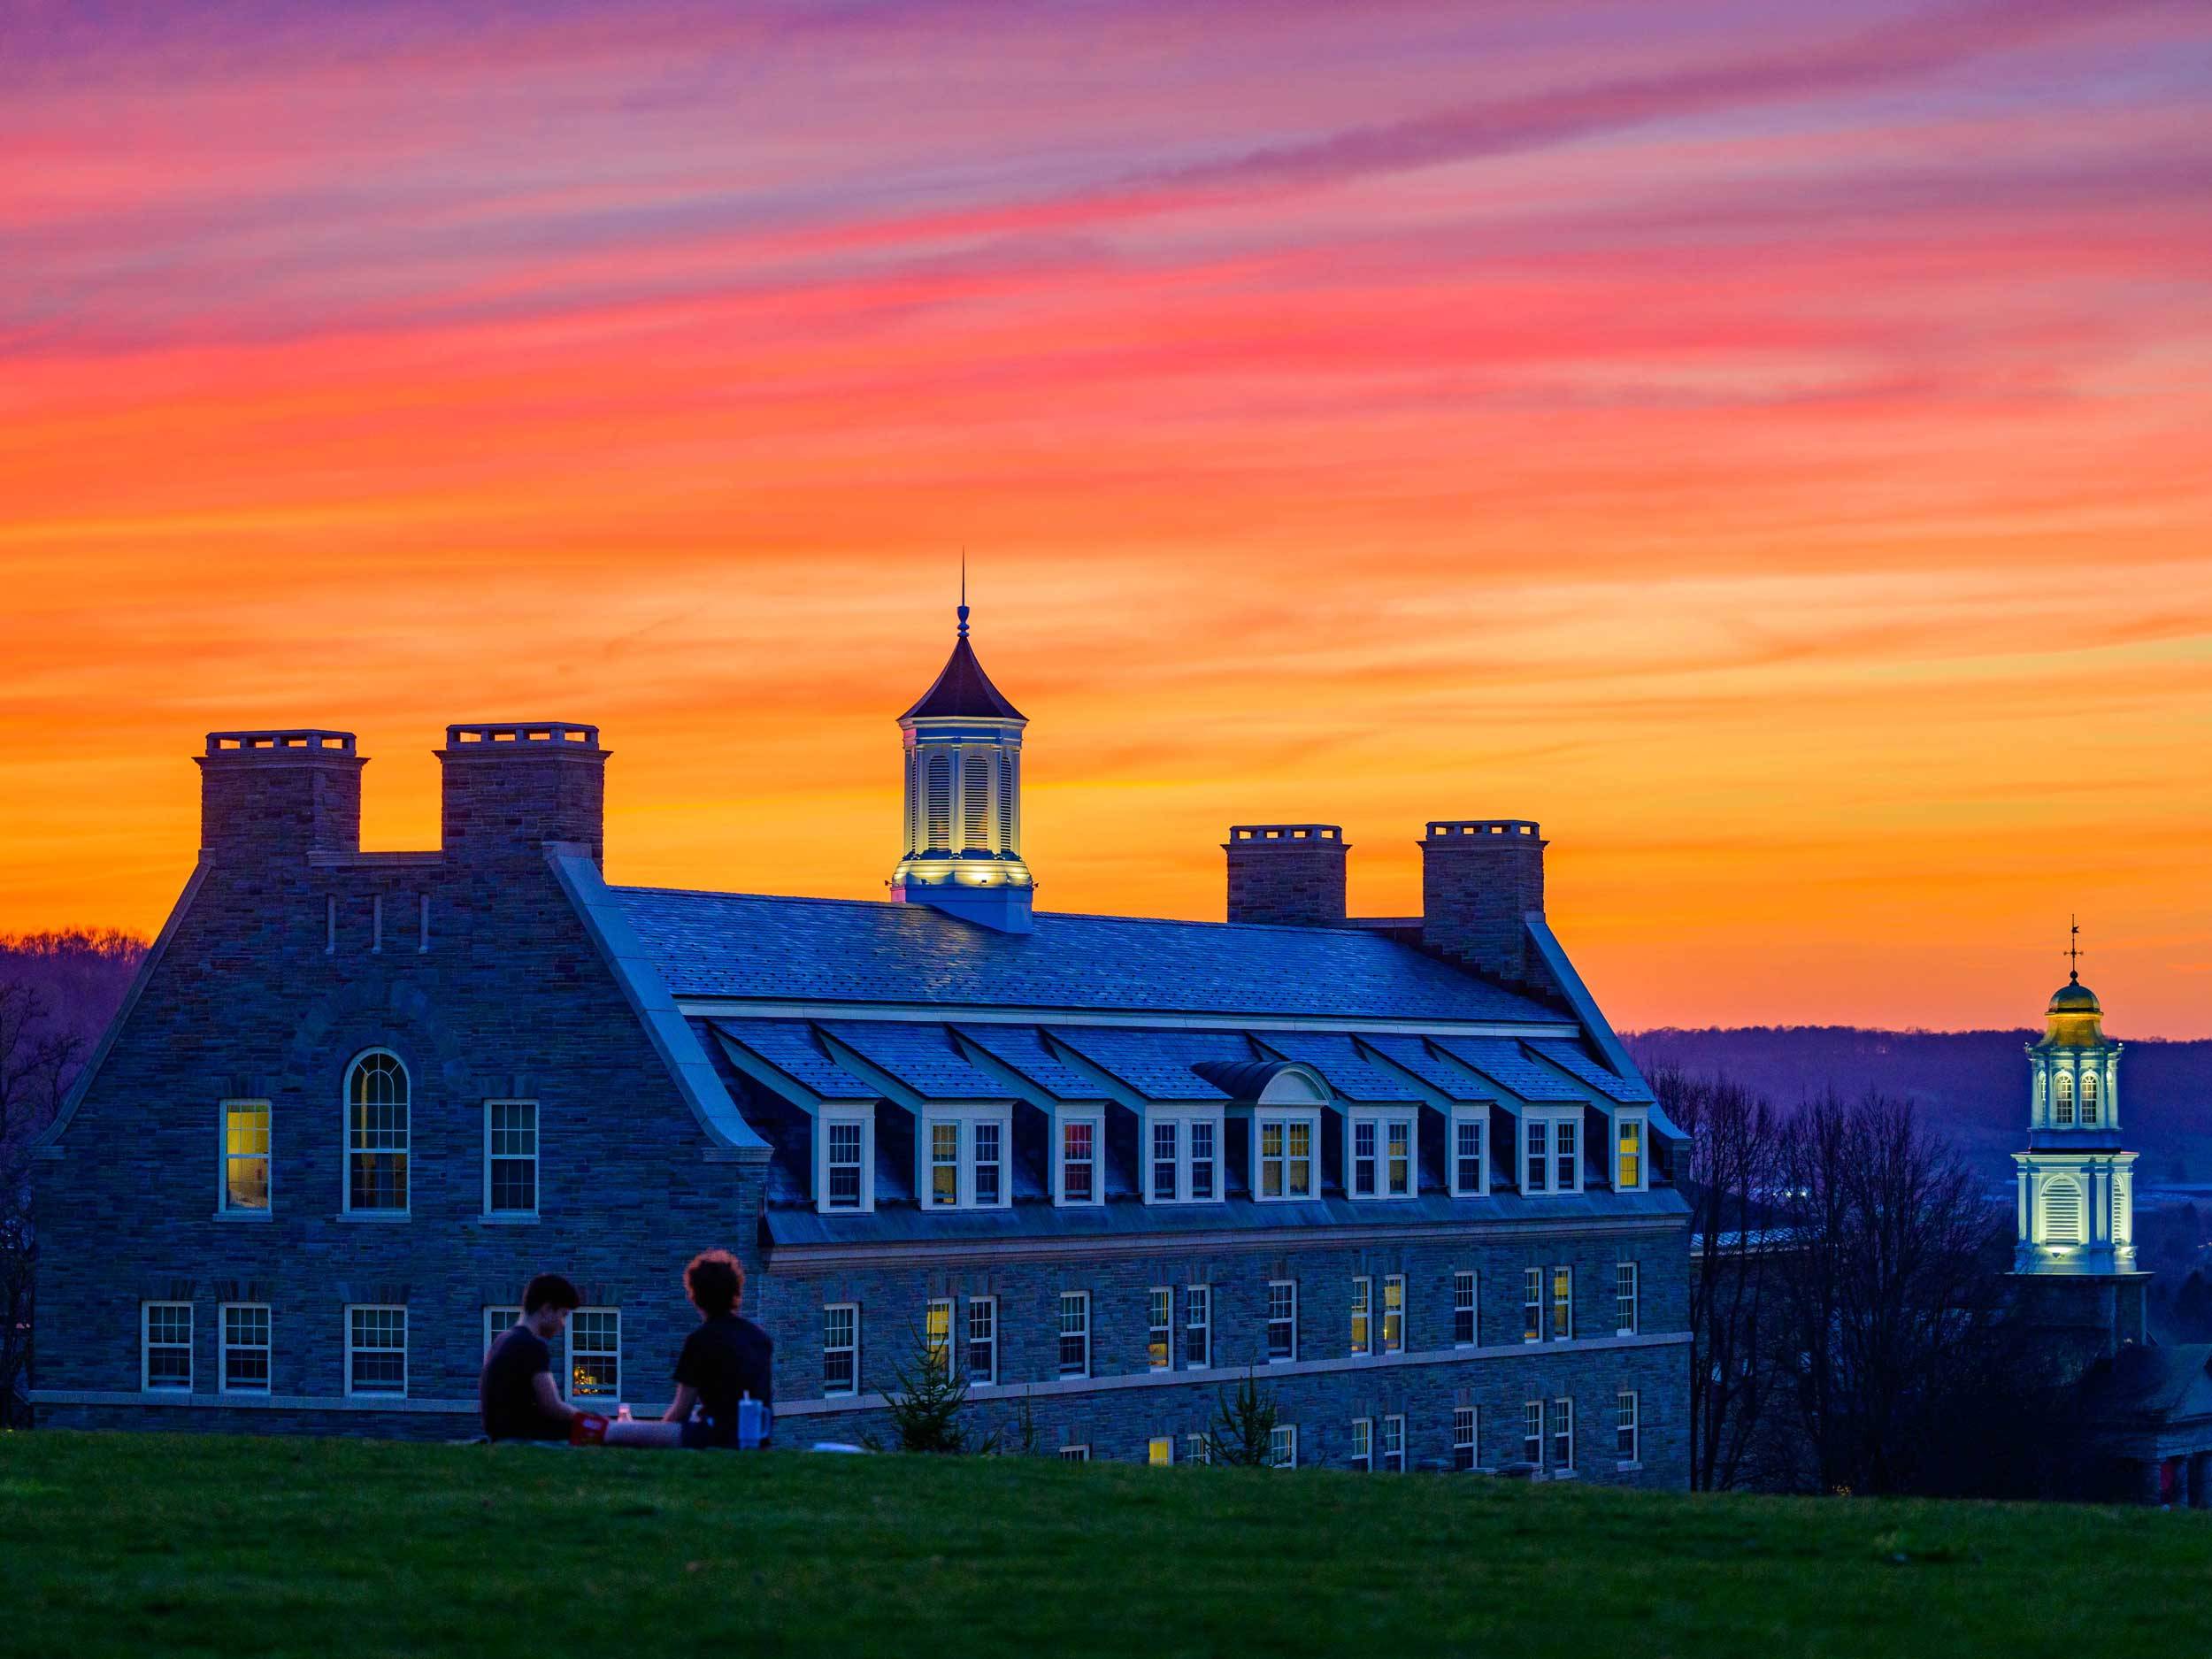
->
[480,1273,584,1444]
[595,1249,773,1448]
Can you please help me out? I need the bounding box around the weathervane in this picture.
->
[2066,914,2083,983]
[957,547,970,636]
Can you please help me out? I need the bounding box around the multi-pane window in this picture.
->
[1453,1405,1479,1471]
[1525,1118,1548,1193]
[1523,1268,1542,1343]
[1185,1284,1211,1369]
[1386,1122,1411,1196]
[973,1121,1002,1205]
[1353,1122,1378,1196]
[1185,1432,1210,1465]
[1555,1119,1579,1191]
[1616,1263,1639,1336]
[1523,1401,1544,1465]
[346,1306,407,1396]
[1551,1266,1574,1340]
[1552,1396,1575,1471]
[1350,1417,1373,1471]
[926,1298,954,1373]
[1058,1291,1091,1379]
[1189,1120,1217,1200]
[1524,1113,1583,1194]
[143,1302,192,1391]
[1350,1276,1372,1355]
[346,1051,410,1212]
[1382,1414,1406,1472]
[1148,1437,1174,1466]
[1058,1444,1090,1463]
[1145,1114,1224,1203]
[485,1307,521,1352]
[222,1101,270,1211]
[1350,1119,1416,1199]
[1617,1389,1640,1463]
[1256,1117,1314,1200]
[1266,1280,1298,1362]
[922,1113,1010,1209]
[1060,1118,1096,1204]
[1269,1425,1298,1469]
[1615,1114,1644,1190]
[221,1304,271,1394]
[965,1296,997,1384]
[930,1121,960,1207]
[826,1117,865,1210]
[1454,1114,1485,1195]
[824,1303,859,1395]
[1382,1275,1405,1354]
[1147,1288,1173,1371]
[570,1310,620,1401]
[2081,1071,2101,1126]
[1454,1271,1478,1347]
[2055,1071,2075,1125]
[486,1101,538,1216]
[1152,1120,1178,1202]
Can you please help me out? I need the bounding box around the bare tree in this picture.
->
[1,978,87,1424]
[1657,1069,1781,1490]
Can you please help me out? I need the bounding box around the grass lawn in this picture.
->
[6,1432,2209,1658]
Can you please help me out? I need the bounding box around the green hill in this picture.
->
[5,1432,2206,1658]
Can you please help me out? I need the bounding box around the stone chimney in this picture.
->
[1224,824,1348,926]
[196,730,365,863]
[438,723,607,867]
[1419,819,1546,985]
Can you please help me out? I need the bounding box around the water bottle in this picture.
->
[737,1391,764,1450]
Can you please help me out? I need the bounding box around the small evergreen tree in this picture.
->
[1205,1374,1280,1467]
[1008,1387,1044,1456]
[883,1326,985,1454]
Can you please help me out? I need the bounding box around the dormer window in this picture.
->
[1349,1111,1417,1199]
[1056,1114,1102,1206]
[918,1105,1013,1210]
[1614,1111,1647,1192]
[1522,1110,1584,1195]
[1451,1110,1488,1197]
[1256,1112,1318,1201]
[1142,1108,1224,1203]
[816,1105,875,1214]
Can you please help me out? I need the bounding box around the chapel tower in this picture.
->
[889,588,1033,932]
[2014,927,2136,1284]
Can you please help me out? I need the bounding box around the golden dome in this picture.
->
[2039,972,2105,1048]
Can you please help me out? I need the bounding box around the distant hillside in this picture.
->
[1626,1026,2212,1187]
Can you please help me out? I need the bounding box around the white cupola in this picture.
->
[2014,927,2134,1277]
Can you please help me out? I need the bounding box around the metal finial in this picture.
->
[957,548,970,635]
[2067,915,2082,983]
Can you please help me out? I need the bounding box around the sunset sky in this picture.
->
[4,1,2209,1034]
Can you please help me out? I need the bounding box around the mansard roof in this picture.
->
[612,885,1563,1025]
[900,634,1025,722]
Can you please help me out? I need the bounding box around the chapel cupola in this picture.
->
[2014,921,2135,1281]
[889,583,1033,933]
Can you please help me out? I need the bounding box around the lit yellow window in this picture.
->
[1617,1119,1642,1190]
[224,1101,270,1210]
[1148,1437,1173,1466]
[925,1299,952,1372]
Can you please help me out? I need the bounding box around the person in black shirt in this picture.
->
[603,1249,774,1449]
[480,1273,583,1442]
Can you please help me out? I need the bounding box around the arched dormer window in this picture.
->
[346,1049,411,1213]
[2080,1070,2100,1125]
[2054,1070,2074,1125]
[926,755,951,849]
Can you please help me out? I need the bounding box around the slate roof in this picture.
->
[901,633,1026,721]
[1429,1035,1590,1102]
[955,1025,1118,1102]
[1256,1033,1425,1102]
[2079,1343,2212,1423]
[711,1018,874,1102]
[1528,1039,1655,1104]
[1354,1034,1502,1103]
[818,1020,1014,1101]
[1048,1027,1259,1101]
[612,887,1565,1025]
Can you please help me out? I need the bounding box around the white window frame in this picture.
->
[965,1295,997,1386]
[1148,1436,1175,1466]
[342,1048,411,1217]
[219,1302,271,1395]
[1350,1417,1373,1471]
[1521,1110,1583,1195]
[1613,1109,1647,1192]
[1185,1432,1210,1466]
[1269,1424,1298,1469]
[219,1098,272,1215]
[1382,1273,1405,1354]
[817,1104,874,1215]
[1348,1110,1418,1200]
[1454,1270,1479,1348]
[483,1099,539,1218]
[1266,1279,1299,1363]
[823,1302,860,1396]
[1617,1262,1640,1336]
[1523,1400,1544,1465]
[1141,1107,1225,1205]
[1185,1283,1211,1370]
[1147,1286,1174,1371]
[1617,1388,1640,1467]
[485,1306,521,1354]
[1523,1268,1543,1343]
[1055,1112,1103,1207]
[344,1304,408,1398]
[1058,1444,1091,1463]
[1453,1405,1479,1471]
[1551,1264,1574,1341]
[1255,1110,1321,1202]
[1552,1395,1575,1472]
[568,1307,621,1403]
[1350,1275,1372,1356]
[917,1104,1013,1211]
[142,1301,193,1393]
[1382,1413,1406,1472]
[1450,1108,1487,1197]
[925,1297,955,1374]
[1058,1290,1091,1379]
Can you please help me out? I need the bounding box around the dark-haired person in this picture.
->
[480,1272,584,1443]
[604,1249,774,1448]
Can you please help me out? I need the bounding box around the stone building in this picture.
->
[32,603,1691,1479]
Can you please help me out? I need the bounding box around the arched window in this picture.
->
[346,1050,410,1213]
[2080,1071,2100,1125]
[2039,1176,2084,1246]
[926,755,951,849]
[2055,1071,2074,1125]
[963,754,989,850]
[997,753,1015,853]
